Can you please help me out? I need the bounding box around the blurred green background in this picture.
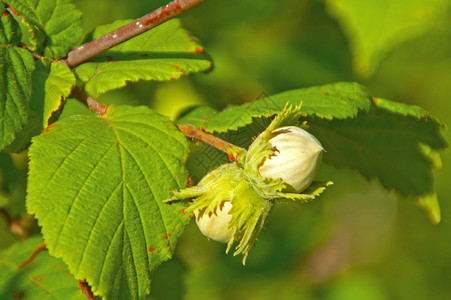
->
[2,0,451,299]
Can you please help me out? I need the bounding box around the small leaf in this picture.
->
[0,5,21,44]
[75,19,212,98]
[7,0,82,58]
[0,236,85,300]
[178,82,373,133]
[27,105,190,298]
[2,59,76,153]
[416,193,441,224]
[43,62,76,127]
[0,41,35,151]
[325,0,451,77]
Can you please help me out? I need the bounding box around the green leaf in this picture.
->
[325,0,451,77]
[178,84,447,222]
[416,193,441,225]
[306,99,447,223]
[0,22,35,150]
[0,236,85,300]
[74,19,212,98]
[2,59,76,153]
[308,109,446,197]
[0,4,21,44]
[43,62,76,127]
[6,0,82,58]
[27,105,190,299]
[178,82,372,132]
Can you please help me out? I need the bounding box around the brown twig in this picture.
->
[78,279,95,300]
[18,243,47,270]
[70,86,109,117]
[177,124,245,162]
[64,0,205,68]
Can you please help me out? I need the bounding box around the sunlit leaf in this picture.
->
[27,105,190,298]
[74,19,212,98]
[6,0,82,58]
[178,82,373,132]
[0,11,35,151]
[43,62,76,127]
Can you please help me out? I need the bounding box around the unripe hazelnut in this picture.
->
[259,126,323,193]
[195,201,234,243]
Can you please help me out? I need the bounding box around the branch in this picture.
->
[64,0,205,68]
[177,124,245,162]
[78,280,95,300]
[71,86,109,117]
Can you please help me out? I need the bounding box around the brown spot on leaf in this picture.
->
[32,276,43,282]
[193,47,205,54]
[148,247,156,252]
[9,6,20,16]
[174,64,185,76]
[107,56,114,62]
[187,175,194,187]
[41,123,57,134]
[227,152,236,162]
[12,291,24,299]
[372,97,379,105]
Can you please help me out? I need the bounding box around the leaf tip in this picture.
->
[416,193,441,224]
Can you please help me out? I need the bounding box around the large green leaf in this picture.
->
[27,105,190,299]
[177,84,447,222]
[6,0,82,58]
[0,236,85,300]
[0,10,35,151]
[178,82,372,132]
[325,0,451,77]
[308,105,446,197]
[74,19,212,98]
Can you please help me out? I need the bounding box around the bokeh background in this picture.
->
[2,0,451,299]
